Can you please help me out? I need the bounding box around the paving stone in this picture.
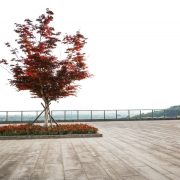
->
[0,160,18,180]
[34,158,45,170]
[82,162,109,179]
[122,175,148,180]
[10,165,34,179]
[43,163,64,179]
[30,170,44,180]
[65,169,88,180]
[135,166,170,180]
[63,156,82,170]
[78,151,96,163]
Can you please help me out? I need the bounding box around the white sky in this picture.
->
[1,0,180,110]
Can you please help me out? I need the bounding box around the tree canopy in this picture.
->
[1,9,91,126]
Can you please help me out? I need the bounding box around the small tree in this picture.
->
[1,9,91,126]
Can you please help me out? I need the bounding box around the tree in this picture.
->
[1,9,91,126]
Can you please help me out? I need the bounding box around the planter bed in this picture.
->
[0,123,102,139]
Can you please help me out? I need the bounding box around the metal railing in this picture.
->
[0,109,180,123]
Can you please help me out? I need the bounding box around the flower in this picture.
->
[0,123,98,136]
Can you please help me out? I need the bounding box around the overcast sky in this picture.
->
[1,0,180,110]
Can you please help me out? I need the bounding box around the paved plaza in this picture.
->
[0,120,180,180]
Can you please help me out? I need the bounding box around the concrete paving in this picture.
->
[0,120,180,180]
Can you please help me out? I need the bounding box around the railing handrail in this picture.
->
[0,108,180,123]
[0,108,178,111]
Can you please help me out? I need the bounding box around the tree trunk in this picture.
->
[44,100,50,127]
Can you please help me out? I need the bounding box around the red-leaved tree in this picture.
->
[1,9,91,126]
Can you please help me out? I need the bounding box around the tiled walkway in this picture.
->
[0,120,180,180]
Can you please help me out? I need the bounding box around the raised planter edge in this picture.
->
[0,133,103,140]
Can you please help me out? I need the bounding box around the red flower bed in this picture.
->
[0,124,98,136]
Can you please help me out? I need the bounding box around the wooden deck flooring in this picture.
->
[0,120,180,180]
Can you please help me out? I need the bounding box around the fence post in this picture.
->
[77,110,79,121]
[64,110,66,121]
[176,109,178,119]
[128,110,130,120]
[21,111,23,122]
[6,111,8,122]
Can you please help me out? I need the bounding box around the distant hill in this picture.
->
[135,105,180,119]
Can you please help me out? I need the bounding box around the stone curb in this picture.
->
[0,133,103,140]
